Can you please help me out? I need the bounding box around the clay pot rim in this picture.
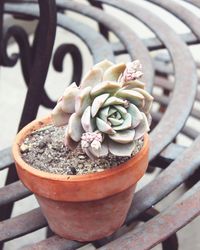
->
[12,116,149,183]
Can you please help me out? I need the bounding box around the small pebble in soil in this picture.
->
[20,124,144,175]
[70,167,77,175]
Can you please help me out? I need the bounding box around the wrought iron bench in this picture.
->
[0,0,200,249]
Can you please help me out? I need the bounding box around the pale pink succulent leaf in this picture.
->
[91,93,110,117]
[103,63,126,81]
[102,96,125,107]
[93,59,114,73]
[64,126,78,150]
[108,117,124,126]
[51,102,70,126]
[84,147,98,160]
[89,140,109,158]
[80,68,103,89]
[75,86,92,115]
[98,106,110,122]
[88,146,101,158]
[134,113,150,140]
[119,60,143,82]
[113,113,132,131]
[108,140,136,157]
[68,113,84,142]
[115,89,144,108]
[128,103,143,128]
[90,81,120,97]
[134,88,154,113]
[62,83,79,113]
[109,129,135,144]
[96,117,116,135]
[98,141,109,157]
[81,106,95,132]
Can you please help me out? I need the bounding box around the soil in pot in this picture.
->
[20,123,144,176]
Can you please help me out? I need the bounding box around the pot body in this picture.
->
[12,117,149,241]
[36,185,136,241]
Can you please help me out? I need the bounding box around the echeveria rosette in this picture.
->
[51,59,153,159]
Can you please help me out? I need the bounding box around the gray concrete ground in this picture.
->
[0,1,200,249]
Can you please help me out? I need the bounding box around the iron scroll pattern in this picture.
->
[0,0,84,129]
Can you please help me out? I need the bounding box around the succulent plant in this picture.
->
[51,59,153,159]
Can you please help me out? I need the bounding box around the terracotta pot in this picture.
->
[12,116,149,242]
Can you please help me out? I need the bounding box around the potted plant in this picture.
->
[12,59,153,241]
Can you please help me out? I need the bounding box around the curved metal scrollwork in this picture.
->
[0,25,31,84]
[53,43,83,86]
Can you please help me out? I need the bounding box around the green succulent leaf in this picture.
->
[68,113,84,142]
[93,59,114,73]
[134,88,154,113]
[98,107,109,122]
[80,68,102,89]
[81,106,95,132]
[103,63,126,81]
[75,86,92,115]
[113,105,127,116]
[113,113,132,131]
[108,140,136,157]
[128,103,143,128]
[90,81,120,97]
[115,89,144,108]
[115,112,122,119]
[108,117,124,126]
[91,93,110,117]
[108,107,116,116]
[122,79,145,89]
[109,129,135,144]
[134,112,149,140]
[51,102,70,126]
[96,117,116,135]
[102,96,125,107]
